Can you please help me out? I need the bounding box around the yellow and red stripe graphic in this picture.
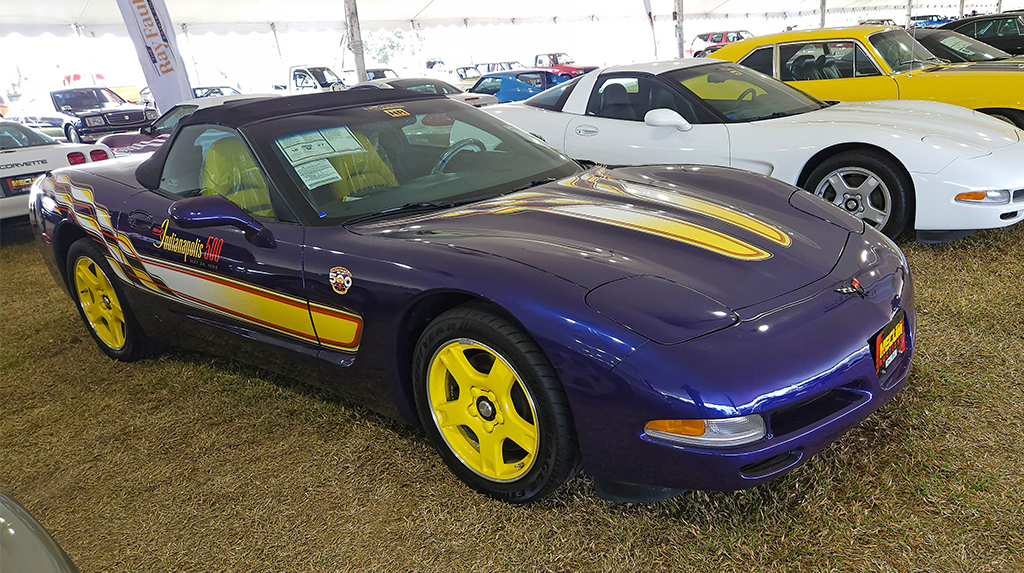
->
[47,175,362,353]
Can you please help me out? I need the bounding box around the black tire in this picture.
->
[984,109,1024,130]
[65,125,82,143]
[67,238,153,361]
[412,304,581,503]
[559,73,573,79]
[804,150,912,239]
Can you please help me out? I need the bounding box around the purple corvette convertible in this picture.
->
[28,90,913,503]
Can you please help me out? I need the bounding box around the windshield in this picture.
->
[307,67,341,87]
[663,63,825,122]
[869,29,941,73]
[50,88,127,111]
[153,105,199,134]
[245,98,580,224]
[917,30,1012,61]
[553,53,575,65]
[0,122,56,149]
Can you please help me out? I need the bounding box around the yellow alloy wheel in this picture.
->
[427,340,540,482]
[74,256,126,350]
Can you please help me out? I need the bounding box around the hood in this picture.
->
[777,101,1020,154]
[353,166,852,310]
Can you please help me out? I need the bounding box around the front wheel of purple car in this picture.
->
[412,305,581,503]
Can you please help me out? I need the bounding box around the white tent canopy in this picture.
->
[2,0,1018,36]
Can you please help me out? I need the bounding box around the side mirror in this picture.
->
[168,194,276,248]
[140,124,154,135]
[644,108,693,132]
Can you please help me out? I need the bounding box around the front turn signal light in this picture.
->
[955,190,1010,204]
[645,415,766,447]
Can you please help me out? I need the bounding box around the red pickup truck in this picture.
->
[533,53,598,78]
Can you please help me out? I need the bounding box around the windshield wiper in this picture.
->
[342,201,459,226]
[756,111,793,121]
[506,177,560,194]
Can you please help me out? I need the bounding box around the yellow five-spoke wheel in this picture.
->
[413,304,581,503]
[68,238,152,361]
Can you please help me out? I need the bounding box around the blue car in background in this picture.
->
[468,70,568,103]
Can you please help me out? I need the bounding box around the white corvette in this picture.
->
[485,60,1024,241]
[1,120,112,219]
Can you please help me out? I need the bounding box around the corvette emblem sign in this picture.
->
[835,277,865,298]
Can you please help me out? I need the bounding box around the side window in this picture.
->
[727,32,740,43]
[780,43,826,81]
[588,76,700,123]
[161,125,274,218]
[536,55,552,67]
[820,42,855,79]
[739,46,775,76]
[977,19,1000,39]
[152,105,198,134]
[954,22,976,37]
[515,73,545,89]
[854,45,881,77]
[472,77,502,95]
[997,18,1021,36]
[711,33,724,43]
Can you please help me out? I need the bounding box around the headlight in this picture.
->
[145,109,158,120]
[84,116,105,127]
[954,190,1010,205]
[645,415,766,447]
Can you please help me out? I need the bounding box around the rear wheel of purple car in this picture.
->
[413,304,581,503]
[68,238,153,362]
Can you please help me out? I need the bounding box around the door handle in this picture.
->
[128,210,153,230]
[575,125,599,136]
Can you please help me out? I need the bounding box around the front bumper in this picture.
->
[78,124,146,142]
[573,229,915,499]
[912,140,1024,231]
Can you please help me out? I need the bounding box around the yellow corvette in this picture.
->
[713,26,1024,128]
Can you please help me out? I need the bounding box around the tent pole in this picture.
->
[959,0,965,17]
[270,22,283,61]
[675,0,685,58]
[820,0,826,28]
[345,0,367,84]
[997,0,1003,12]
[905,0,913,28]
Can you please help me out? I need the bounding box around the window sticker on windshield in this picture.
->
[294,158,342,189]
[276,126,364,164]
[364,104,411,117]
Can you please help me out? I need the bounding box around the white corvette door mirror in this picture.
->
[645,108,693,132]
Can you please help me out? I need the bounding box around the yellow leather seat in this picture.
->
[200,136,274,217]
[318,132,398,201]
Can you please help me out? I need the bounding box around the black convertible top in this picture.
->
[137,88,445,190]
[184,88,444,128]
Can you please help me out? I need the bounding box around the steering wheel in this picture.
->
[431,138,486,174]
[737,88,757,101]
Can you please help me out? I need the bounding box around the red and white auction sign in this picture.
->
[115,0,192,113]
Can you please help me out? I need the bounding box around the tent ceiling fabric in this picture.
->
[0,0,1015,35]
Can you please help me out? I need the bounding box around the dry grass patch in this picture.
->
[2,218,1023,572]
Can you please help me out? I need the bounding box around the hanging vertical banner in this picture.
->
[115,0,192,113]
[642,0,658,59]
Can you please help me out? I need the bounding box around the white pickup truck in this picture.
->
[285,66,346,94]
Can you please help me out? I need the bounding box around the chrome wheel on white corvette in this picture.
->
[813,166,892,230]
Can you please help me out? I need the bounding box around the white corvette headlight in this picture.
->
[84,116,105,127]
[645,415,766,447]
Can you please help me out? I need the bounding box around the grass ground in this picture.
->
[2,217,1022,572]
